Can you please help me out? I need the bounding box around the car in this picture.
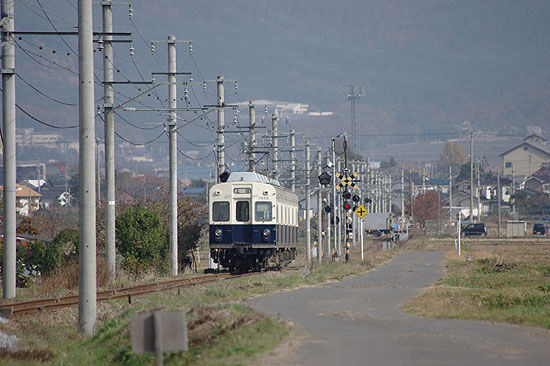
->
[533,223,547,237]
[461,223,487,237]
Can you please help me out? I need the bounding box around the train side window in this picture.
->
[236,201,249,222]
[213,201,230,222]
[255,202,272,221]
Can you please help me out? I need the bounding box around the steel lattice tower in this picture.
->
[346,85,363,154]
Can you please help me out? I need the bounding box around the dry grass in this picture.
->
[405,237,550,328]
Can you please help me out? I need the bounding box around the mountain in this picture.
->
[12,0,550,161]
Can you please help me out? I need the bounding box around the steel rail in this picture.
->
[0,272,255,317]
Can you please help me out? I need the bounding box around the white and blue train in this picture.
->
[209,172,298,274]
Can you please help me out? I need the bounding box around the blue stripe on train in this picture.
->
[209,224,278,244]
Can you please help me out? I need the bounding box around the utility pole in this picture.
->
[346,85,363,154]
[336,158,342,256]
[248,102,256,172]
[78,0,97,335]
[332,139,337,255]
[305,142,311,264]
[271,113,279,181]
[290,130,296,192]
[344,136,350,262]
[216,76,225,181]
[96,138,101,204]
[469,129,474,222]
[102,0,116,280]
[497,169,501,237]
[317,146,323,263]
[168,35,178,276]
[2,0,16,299]
[399,166,405,231]
[449,166,453,224]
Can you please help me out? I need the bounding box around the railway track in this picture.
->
[0,272,255,317]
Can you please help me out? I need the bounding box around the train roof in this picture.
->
[226,172,281,186]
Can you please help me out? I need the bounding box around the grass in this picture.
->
[404,238,550,328]
[0,243,396,366]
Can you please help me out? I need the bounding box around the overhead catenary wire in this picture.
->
[16,73,78,106]
[177,147,214,161]
[16,103,78,129]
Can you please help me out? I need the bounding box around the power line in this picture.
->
[177,147,214,161]
[16,103,78,129]
[115,129,166,146]
[16,73,78,106]
[114,111,164,130]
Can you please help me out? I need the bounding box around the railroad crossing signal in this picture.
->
[354,205,368,219]
[335,172,359,190]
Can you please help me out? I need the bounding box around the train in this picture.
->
[209,172,298,274]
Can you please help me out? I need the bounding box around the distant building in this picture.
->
[523,164,550,194]
[500,134,550,177]
[0,184,42,216]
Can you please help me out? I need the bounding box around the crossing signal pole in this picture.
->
[343,136,351,262]
[317,146,323,263]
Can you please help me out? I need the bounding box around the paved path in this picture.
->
[248,251,550,366]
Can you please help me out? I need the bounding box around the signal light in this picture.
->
[343,201,352,210]
[343,191,352,200]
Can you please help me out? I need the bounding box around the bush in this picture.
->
[116,204,167,274]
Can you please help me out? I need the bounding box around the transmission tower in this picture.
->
[346,85,363,154]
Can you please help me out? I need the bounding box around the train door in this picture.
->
[235,199,252,243]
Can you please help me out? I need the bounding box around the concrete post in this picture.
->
[290,130,296,192]
[272,114,279,181]
[217,76,224,181]
[2,0,16,299]
[168,36,178,276]
[317,146,322,263]
[248,102,255,172]
[78,0,97,334]
[305,142,311,264]
[102,0,116,280]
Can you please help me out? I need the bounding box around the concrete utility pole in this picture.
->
[497,169,501,237]
[271,113,279,181]
[102,0,116,280]
[168,35,178,276]
[317,146,323,264]
[78,0,97,335]
[248,102,256,172]
[336,158,342,256]
[216,76,225,181]
[399,167,405,230]
[449,166,453,224]
[290,130,296,192]
[469,129,474,221]
[305,142,311,264]
[2,0,16,299]
[332,139,337,255]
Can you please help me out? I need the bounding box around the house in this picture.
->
[522,165,550,194]
[0,184,42,216]
[500,134,550,177]
[450,191,484,219]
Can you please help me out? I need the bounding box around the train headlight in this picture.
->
[215,228,222,237]
[263,229,271,237]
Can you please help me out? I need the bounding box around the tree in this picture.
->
[116,204,167,274]
[440,141,467,171]
[407,191,444,225]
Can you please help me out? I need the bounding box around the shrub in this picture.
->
[116,204,167,274]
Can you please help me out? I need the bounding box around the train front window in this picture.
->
[236,201,249,222]
[213,201,230,222]
[255,202,272,222]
